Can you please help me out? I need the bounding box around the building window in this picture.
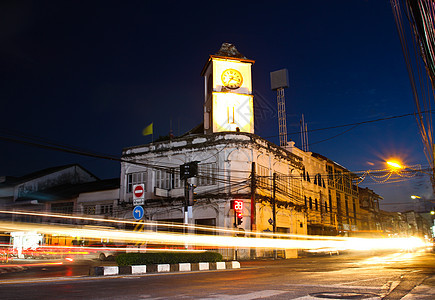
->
[51,202,74,214]
[327,165,334,187]
[336,193,342,222]
[155,169,182,190]
[257,165,269,189]
[309,197,313,210]
[353,200,357,220]
[325,201,328,213]
[84,205,96,215]
[100,204,113,215]
[315,198,318,210]
[198,163,217,186]
[127,172,147,193]
[328,190,332,213]
[228,106,235,124]
[155,169,171,189]
[304,196,307,207]
[276,172,289,195]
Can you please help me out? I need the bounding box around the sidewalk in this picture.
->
[402,274,435,299]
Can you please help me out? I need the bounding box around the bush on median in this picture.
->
[116,251,223,266]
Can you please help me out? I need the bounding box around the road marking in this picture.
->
[200,290,288,299]
[379,280,400,298]
[402,284,435,299]
[285,283,380,290]
[339,277,390,285]
[0,267,250,285]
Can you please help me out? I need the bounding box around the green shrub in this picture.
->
[116,251,223,266]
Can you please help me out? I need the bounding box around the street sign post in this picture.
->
[133,184,145,205]
[133,205,144,220]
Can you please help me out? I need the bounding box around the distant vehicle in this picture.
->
[87,243,127,261]
[302,247,341,256]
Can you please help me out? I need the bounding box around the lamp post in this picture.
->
[386,160,404,170]
[410,195,434,213]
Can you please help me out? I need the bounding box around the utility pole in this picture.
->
[250,162,256,231]
[272,172,277,259]
[250,162,256,259]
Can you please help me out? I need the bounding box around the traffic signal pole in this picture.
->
[250,162,256,231]
[184,178,189,249]
[250,162,256,259]
[272,172,277,259]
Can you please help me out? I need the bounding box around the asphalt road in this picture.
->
[0,250,434,299]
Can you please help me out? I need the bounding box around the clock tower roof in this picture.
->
[215,42,246,59]
[201,43,255,76]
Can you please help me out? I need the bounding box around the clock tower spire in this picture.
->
[201,43,255,134]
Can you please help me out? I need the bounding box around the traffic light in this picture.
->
[180,161,199,180]
[231,200,244,227]
[187,184,197,206]
[236,211,243,225]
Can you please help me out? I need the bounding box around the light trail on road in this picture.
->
[0,219,429,253]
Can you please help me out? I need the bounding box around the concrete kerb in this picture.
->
[90,261,240,276]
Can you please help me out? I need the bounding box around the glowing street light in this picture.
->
[386,160,404,170]
[411,195,422,199]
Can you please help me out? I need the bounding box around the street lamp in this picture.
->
[386,160,404,170]
[410,195,435,213]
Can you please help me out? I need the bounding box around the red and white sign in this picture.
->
[133,184,145,200]
[231,200,244,212]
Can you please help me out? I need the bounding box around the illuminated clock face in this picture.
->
[221,69,243,89]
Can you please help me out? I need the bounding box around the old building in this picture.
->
[0,164,98,213]
[285,144,333,235]
[323,158,360,236]
[0,164,119,222]
[358,187,382,236]
[118,43,371,259]
[119,44,314,259]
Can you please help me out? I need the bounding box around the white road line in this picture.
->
[200,290,288,299]
[402,284,435,299]
[285,283,380,290]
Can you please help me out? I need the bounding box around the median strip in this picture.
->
[90,261,240,276]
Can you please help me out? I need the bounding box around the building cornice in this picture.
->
[122,132,303,169]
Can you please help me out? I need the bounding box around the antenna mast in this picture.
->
[277,87,287,147]
[300,114,309,151]
[270,69,289,147]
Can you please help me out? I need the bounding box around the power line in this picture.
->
[264,110,434,140]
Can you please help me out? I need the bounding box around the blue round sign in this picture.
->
[133,205,144,220]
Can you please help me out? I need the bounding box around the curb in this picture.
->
[0,266,26,274]
[90,261,241,276]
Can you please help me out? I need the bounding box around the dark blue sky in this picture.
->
[0,1,432,211]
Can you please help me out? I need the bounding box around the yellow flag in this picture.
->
[142,123,153,136]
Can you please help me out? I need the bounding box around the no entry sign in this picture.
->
[133,184,145,200]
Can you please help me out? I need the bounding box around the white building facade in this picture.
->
[120,132,306,259]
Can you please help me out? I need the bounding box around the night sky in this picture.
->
[0,1,432,211]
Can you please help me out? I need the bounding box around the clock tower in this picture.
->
[201,43,255,134]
